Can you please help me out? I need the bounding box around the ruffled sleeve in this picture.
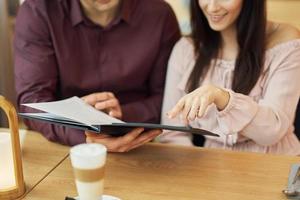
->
[216,40,300,146]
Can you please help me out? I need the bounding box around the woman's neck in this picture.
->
[220,26,239,61]
[80,2,120,27]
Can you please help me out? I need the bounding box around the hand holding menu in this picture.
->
[19,97,218,137]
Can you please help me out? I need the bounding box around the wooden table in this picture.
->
[18,129,69,198]
[23,142,300,200]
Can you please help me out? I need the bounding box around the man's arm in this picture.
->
[121,6,181,123]
[14,2,85,146]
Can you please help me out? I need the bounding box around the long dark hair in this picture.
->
[187,0,266,94]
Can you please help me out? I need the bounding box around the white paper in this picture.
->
[22,97,124,126]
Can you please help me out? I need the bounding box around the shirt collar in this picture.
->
[63,0,137,27]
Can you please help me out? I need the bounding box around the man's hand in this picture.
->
[82,92,122,119]
[85,128,162,152]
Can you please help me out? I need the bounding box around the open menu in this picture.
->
[19,96,219,137]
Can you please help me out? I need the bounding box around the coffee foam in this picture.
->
[70,143,107,169]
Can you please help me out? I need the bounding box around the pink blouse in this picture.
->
[158,37,300,155]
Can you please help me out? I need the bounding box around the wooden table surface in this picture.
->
[18,129,69,198]
[23,142,300,200]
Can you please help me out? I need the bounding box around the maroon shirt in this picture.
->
[14,0,180,146]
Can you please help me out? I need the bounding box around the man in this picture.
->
[14,0,180,152]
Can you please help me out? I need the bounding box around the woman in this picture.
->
[158,0,300,155]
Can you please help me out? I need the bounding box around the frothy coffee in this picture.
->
[70,143,107,200]
[70,143,106,169]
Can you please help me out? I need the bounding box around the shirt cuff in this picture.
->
[67,129,86,146]
[216,88,259,134]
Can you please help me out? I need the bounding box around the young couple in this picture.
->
[15,0,300,155]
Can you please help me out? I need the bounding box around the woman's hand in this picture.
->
[82,92,122,119]
[85,128,162,152]
[167,84,230,123]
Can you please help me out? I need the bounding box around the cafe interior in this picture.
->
[1,0,300,199]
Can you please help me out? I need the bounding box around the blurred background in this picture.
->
[1,0,300,127]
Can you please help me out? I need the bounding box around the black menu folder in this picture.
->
[19,97,219,137]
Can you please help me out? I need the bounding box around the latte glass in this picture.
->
[70,143,107,200]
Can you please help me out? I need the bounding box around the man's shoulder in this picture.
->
[22,0,63,14]
[23,0,61,8]
[135,0,174,16]
[141,0,172,9]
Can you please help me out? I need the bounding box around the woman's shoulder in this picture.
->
[264,23,300,72]
[171,37,195,61]
[168,37,196,74]
[267,22,300,50]
[175,36,194,50]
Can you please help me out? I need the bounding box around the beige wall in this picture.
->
[267,0,300,29]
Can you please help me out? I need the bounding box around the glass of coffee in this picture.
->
[70,143,107,200]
